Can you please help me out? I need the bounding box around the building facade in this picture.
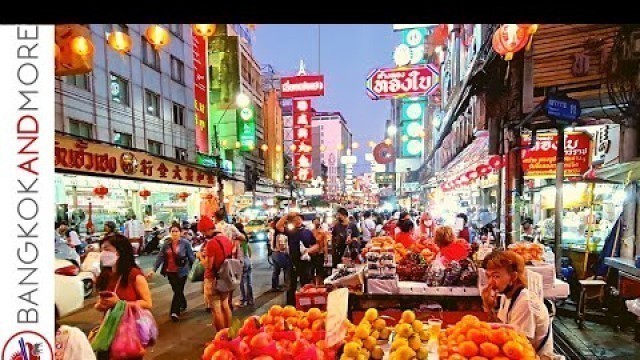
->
[312,111,353,197]
[54,24,213,232]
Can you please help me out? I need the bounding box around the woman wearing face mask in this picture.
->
[147,222,195,321]
[482,250,558,360]
[419,212,436,239]
[94,234,152,359]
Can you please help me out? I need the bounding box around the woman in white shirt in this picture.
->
[55,307,96,360]
[481,250,561,360]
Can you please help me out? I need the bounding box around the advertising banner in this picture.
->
[193,32,209,154]
[366,64,440,100]
[280,75,325,98]
[521,132,592,178]
[375,172,397,185]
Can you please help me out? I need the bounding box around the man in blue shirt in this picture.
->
[276,212,319,305]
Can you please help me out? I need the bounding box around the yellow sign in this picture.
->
[55,134,215,188]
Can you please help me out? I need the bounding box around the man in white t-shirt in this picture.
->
[58,221,83,255]
[362,211,377,243]
[124,214,145,255]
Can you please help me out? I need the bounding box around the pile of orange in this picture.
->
[202,306,334,360]
[508,243,544,263]
[439,315,536,360]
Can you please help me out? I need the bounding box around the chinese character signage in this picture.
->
[366,64,440,100]
[55,134,215,187]
[280,75,325,98]
[193,33,209,154]
[293,99,313,181]
[521,132,592,178]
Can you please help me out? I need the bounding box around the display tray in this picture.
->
[398,281,481,296]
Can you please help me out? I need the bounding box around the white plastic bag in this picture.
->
[625,298,640,318]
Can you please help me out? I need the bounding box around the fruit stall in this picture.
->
[201,304,539,360]
[324,238,570,326]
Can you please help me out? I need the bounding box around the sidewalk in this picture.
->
[553,314,640,359]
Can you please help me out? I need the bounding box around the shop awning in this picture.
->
[439,131,490,180]
[593,159,640,184]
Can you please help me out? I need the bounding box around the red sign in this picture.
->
[293,99,313,182]
[193,33,209,154]
[521,132,592,178]
[366,64,440,100]
[280,75,325,98]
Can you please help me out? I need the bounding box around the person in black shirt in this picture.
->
[331,207,361,268]
[276,212,319,305]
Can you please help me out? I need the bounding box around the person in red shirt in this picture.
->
[395,219,416,248]
[456,213,471,243]
[94,234,152,360]
[198,215,235,331]
[434,225,471,263]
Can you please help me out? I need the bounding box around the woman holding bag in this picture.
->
[94,234,153,359]
[147,222,196,321]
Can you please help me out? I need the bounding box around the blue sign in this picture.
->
[544,95,581,123]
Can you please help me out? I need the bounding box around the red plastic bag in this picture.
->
[110,303,145,359]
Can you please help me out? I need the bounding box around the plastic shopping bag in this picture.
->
[90,300,126,352]
[133,305,159,347]
[188,258,205,282]
[626,298,640,318]
[110,303,145,359]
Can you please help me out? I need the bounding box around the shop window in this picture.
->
[169,24,183,39]
[172,102,185,126]
[142,35,161,71]
[114,131,133,148]
[145,89,161,117]
[68,119,93,139]
[110,73,130,106]
[175,147,187,160]
[170,56,185,84]
[148,140,163,155]
[64,73,91,92]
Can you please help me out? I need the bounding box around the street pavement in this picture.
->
[61,241,287,359]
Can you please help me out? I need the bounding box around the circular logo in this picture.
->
[393,44,411,67]
[406,29,423,47]
[2,331,53,360]
[405,103,423,120]
[120,152,139,175]
[240,107,253,121]
[373,143,395,164]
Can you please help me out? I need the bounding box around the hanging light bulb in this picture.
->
[261,144,268,152]
[221,139,228,147]
[290,144,297,151]
[235,141,241,149]
[107,31,132,54]
[352,142,360,149]
[320,145,326,152]
[192,24,216,38]
[71,36,94,56]
[275,144,282,152]
[144,24,171,50]
[368,140,376,148]
[384,138,392,145]
[337,144,344,150]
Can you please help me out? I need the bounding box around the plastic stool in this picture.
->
[576,279,607,329]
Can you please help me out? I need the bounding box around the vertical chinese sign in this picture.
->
[293,99,313,182]
[193,32,209,154]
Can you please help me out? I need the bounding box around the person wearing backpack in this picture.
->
[147,222,195,322]
[199,216,242,331]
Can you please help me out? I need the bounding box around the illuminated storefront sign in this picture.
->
[366,64,440,100]
[521,132,592,178]
[280,75,325,98]
[55,134,215,187]
[292,99,313,181]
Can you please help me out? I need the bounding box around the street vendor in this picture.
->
[434,225,471,263]
[481,250,560,360]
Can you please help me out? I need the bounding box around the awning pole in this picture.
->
[554,125,565,274]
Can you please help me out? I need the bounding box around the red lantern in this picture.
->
[177,192,190,202]
[477,164,492,176]
[466,170,479,180]
[492,24,532,61]
[93,185,109,199]
[139,189,151,199]
[489,155,504,169]
[431,24,449,47]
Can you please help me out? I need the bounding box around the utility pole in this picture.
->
[554,125,565,273]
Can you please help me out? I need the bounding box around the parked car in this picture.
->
[245,219,269,242]
[54,259,87,317]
